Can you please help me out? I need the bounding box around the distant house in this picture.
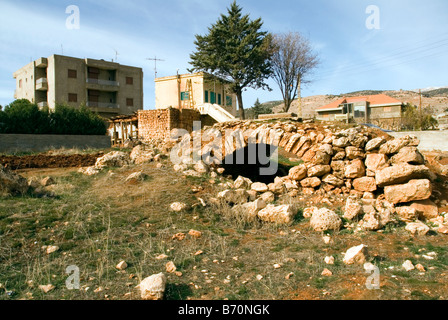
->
[154,72,237,123]
[316,94,404,130]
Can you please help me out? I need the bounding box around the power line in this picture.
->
[317,36,448,78]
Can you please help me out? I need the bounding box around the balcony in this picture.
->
[35,57,48,68]
[86,78,119,91]
[87,101,119,109]
[36,78,48,91]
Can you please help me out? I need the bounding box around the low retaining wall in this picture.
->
[0,134,111,153]
[389,131,448,152]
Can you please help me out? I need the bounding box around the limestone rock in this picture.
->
[308,165,331,177]
[390,147,424,165]
[260,191,275,203]
[343,244,368,265]
[0,165,29,195]
[365,137,386,151]
[344,196,363,220]
[138,273,167,300]
[353,177,377,192]
[300,177,321,188]
[78,166,100,176]
[322,174,344,187]
[289,164,308,181]
[376,164,431,187]
[405,221,430,236]
[402,260,415,272]
[116,260,128,270]
[125,171,149,183]
[344,159,366,179]
[95,151,130,169]
[39,284,55,293]
[321,268,333,277]
[303,207,319,219]
[379,135,419,154]
[234,176,253,189]
[384,179,432,204]
[395,206,419,222]
[193,161,209,173]
[310,208,342,232]
[41,176,55,187]
[242,198,267,219]
[251,182,269,193]
[365,154,389,173]
[257,205,296,224]
[165,261,177,273]
[170,202,188,212]
[345,147,365,160]
[409,199,439,221]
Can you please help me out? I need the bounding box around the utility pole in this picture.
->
[419,89,423,130]
[146,56,165,78]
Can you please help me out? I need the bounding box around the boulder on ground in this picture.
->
[300,177,322,188]
[251,182,269,193]
[310,208,342,232]
[95,151,131,169]
[257,204,296,224]
[343,244,368,265]
[170,202,188,212]
[409,199,439,221]
[0,165,29,195]
[138,273,167,300]
[125,171,149,183]
[365,137,386,151]
[234,176,253,189]
[405,221,430,236]
[344,196,363,220]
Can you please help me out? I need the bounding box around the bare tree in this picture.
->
[271,32,319,113]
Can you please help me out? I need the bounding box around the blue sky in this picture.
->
[1,0,447,110]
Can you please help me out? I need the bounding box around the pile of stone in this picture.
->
[78,141,167,175]
[0,164,55,197]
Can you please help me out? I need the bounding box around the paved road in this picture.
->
[390,131,448,152]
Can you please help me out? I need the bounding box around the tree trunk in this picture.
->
[297,76,302,117]
[236,89,245,120]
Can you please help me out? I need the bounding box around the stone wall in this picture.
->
[138,108,201,141]
[0,134,111,153]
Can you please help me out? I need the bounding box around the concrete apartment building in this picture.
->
[13,54,143,118]
[316,94,404,130]
[155,72,237,123]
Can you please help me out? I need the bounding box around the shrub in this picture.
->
[0,99,107,135]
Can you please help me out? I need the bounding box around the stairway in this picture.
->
[196,103,236,123]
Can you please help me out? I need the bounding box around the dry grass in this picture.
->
[1,157,448,300]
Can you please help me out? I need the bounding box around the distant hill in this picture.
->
[267,87,448,119]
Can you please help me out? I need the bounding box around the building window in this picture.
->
[126,77,133,85]
[68,93,78,103]
[205,91,209,103]
[210,92,216,104]
[226,96,232,106]
[19,79,22,88]
[68,69,77,78]
[354,105,366,118]
[126,98,134,107]
[218,94,222,105]
[181,92,190,101]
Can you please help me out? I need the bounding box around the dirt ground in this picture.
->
[0,153,103,170]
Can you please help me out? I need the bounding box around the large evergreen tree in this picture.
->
[189,1,272,119]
